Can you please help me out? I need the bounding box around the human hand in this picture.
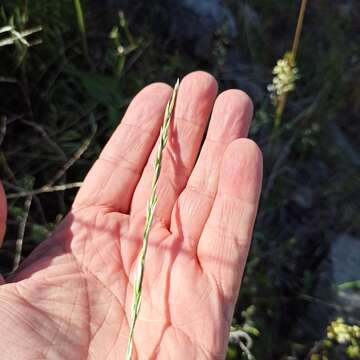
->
[0,71,262,359]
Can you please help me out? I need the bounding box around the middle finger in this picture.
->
[130,71,218,226]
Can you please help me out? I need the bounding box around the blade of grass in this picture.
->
[126,79,180,360]
[73,0,90,64]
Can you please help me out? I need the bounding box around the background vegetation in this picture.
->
[0,0,359,358]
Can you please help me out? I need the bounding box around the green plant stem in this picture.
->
[274,93,288,130]
[126,79,180,360]
[73,0,90,64]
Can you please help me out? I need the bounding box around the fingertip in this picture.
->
[133,82,173,103]
[216,89,254,116]
[218,138,263,203]
[145,81,173,93]
[121,82,173,132]
[130,82,172,107]
[179,70,218,99]
[207,89,254,141]
[181,70,218,88]
[225,138,263,163]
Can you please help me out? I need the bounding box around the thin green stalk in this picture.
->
[126,79,180,360]
[119,11,135,46]
[274,92,288,130]
[73,0,90,63]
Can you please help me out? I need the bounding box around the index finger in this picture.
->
[73,82,173,213]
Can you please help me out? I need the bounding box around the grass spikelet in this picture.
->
[126,79,180,360]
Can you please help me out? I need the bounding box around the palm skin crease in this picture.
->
[0,71,262,360]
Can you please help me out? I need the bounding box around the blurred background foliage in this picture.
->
[0,0,359,359]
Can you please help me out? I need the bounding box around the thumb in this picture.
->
[0,181,7,248]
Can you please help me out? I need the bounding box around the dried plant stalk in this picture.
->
[126,79,180,360]
[268,0,308,129]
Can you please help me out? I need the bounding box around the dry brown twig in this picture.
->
[48,123,97,186]
[6,182,83,199]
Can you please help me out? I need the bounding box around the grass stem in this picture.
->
[73,0,90,64]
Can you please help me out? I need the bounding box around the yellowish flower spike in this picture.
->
[267,52,299,106]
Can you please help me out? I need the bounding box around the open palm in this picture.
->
[0,72,262,359]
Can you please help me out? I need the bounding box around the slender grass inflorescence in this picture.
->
[126,79,180,360]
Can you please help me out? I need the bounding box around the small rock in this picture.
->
[331,233,360,285]
[331,233,360,321]
[167,0,237,57]
[294,233,360,342]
